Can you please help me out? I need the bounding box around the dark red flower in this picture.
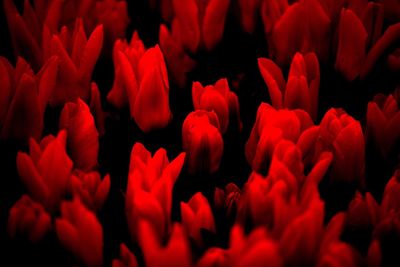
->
[0,56,57,142]
[181,192,215,246]
[258,52,320,119]
[182,110,224,174]
[214,182,241,218]
[46,19,103,105]
[107,32,171,132]
[192,78,242,133]
[70,170,110,211]
[317,108,365,185]
[126,143,185,241]
[8,195,52,243]
[138,220,192,267]
[238,0,262,34]
[55,198,103,267]
[16,130,73,211]
[171,0,230,53]
[112,243,138,267]
[59,98,99,171]
[367,91,400,158]
[262,0,330,66]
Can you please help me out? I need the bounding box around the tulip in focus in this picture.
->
[126,143,186,241]
[192,78,242,133]
[107,32,171,132]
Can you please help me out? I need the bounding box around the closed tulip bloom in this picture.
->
[238,0,263,33]
[16,130,72,211]
[8,195,52,243]
[317,242,359,267]
[258,52,320,119]
[318,108,365,185]
[192,78,242,133]
[262,0,330,66]
[245,103,313,174]
[107,32,171,132]
[138,220,192,267]
[367,91,400,158]
[55,198,103,267]
[126,143,186,241]
[380,170,400,218]
[112,243,138,267]
[197,247,228,267]
[0,56,57,142]
[59,99,99,171]
[172,0,231,52]
[182,110,224,174]
[70,170,110,212]
[214,183,241,218]
[181,192,215,246]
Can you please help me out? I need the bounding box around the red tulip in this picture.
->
[318,108,365,185]
[182,110,224,174]
[335,2,385,80]
[171,0,230,52]
[367,91,400,158]
[112,243,138,267]
[367,240,382,267]
[55,198,103,267]
[138,220,192,267]
[192,78,242,133]
[228,225,283,267]
[70,170,110,211]
[0,56,57,142]
[16,130,73,211]
[258,52,320,119]
[107,32,171,132]
[8,195,52,243]
[181,192,215,246]
[387,48,400,72]
[126,143,185,241]
[197,248,228,267]
[160,23,197,88]
[345,192,379,231]
[89,82,106,136]
[380,170,400,218]
[238,0,263,33]
[149,0,174,22]
[262,0,330,66]
[317,242,359,267]
[214,183,241,217]
[46,19,103,105]
[245,103,313,174]
[59,98,99,171]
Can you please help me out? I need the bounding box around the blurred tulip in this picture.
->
[138,220,192,267]
[367,91,400,158]
[182,110,224,174]
[237,0,262,34]
[214,183,241,218]
[8,195,51,243]
[262,0,330,66]
[17,130,72,211]
[317,242,358,267]
[55,198,103,267]
[159,23,197,87]
[0,56,57,142]
[380,170,400,218]
[172,0,230,52]
[112,243,138,267]
[258,52,320,119]
[318,108,365,185]
[181,192,215,246]
[47,19,103,105]
[107,32,171,132]
[59,98,99,171]
[192,78,242,133]
[70,170,110,211]
[126,143,185,241]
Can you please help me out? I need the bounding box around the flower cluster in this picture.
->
[2,0,400,267]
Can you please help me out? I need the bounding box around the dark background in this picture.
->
[0,0,399,266]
